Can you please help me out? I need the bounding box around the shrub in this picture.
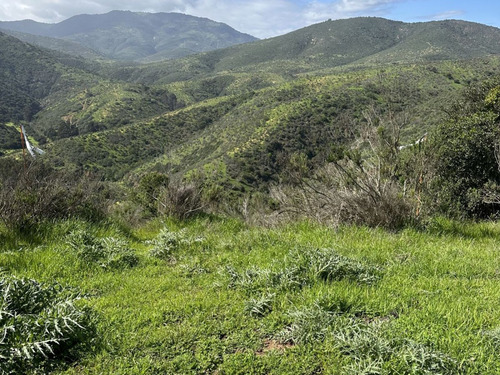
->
[67,229,139,269]
[271,157,413,229]
[0,159,107,232]
[135,172,169,216]
[0,275,95,374]
[157,180,205,220]
[430,111,500,217]
[427,81,500,218]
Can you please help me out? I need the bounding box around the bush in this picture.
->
[0,275,96,374]
[427,81,500,218]
[0,159,107,232]
[135,172,169,216]
[157,180,205,220]
[430,112,500,217]
[271,159,413,229]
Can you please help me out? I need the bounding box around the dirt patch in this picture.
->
[256,339,294,356]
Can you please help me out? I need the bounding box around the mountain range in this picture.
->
[108,17,500,86]
[2,14,500,188]
[0,11,257,61]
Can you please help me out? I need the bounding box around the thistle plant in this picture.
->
[0,275,95,374]
[148,227,204,261]
[67,229,139,269]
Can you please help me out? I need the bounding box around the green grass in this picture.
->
[2,217,500,373]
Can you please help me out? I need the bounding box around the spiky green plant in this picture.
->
[277,304,337,345]
[148,227,204,261]
[244,293,274,318]
[66,229,139,269]
[0,275,95,374]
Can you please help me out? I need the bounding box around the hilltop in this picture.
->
[0,11,258,61]
[110,17,500,85]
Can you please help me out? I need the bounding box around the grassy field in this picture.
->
[2,216,500,374]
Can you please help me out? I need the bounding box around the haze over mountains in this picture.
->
[0,10,257,61]
[2,14,500,185]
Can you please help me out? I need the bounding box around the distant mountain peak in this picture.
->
[0,11,258,61]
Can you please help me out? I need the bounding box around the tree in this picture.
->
[428,81,500,217]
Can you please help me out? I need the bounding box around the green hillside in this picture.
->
[4,14,500,375]
[37,58,500,185]
[109,18,500,86]
[0,30,186,149]
[0,31,100,125]
[2,16,500,196]
[0,11,257,61]
[0,28,105,60]
[3,16,500,187]
[4,15,500,187]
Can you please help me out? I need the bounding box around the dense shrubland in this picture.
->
[3,72,500,232]
[267,77,500,225]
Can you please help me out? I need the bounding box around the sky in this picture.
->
[0,0,499,39]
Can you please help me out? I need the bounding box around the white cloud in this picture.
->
[304,0,401,25]
[430,10,465,21]
[183,0,301,38]
[0,0,404,38]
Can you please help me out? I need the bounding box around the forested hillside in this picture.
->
[40,59,500,184]
[3,17,500,189]
[0,30,184,149]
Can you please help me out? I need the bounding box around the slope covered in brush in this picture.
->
[0,28,105,60]
[0,31,104,150]
[110,17,500,86]
[39,58,500,185]
[0,31,185,152]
